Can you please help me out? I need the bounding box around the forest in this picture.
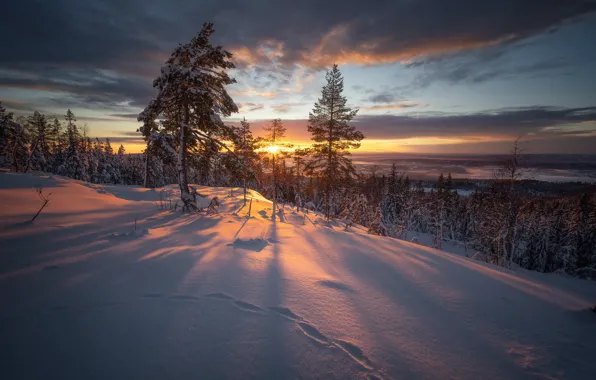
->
[1,23,594,279]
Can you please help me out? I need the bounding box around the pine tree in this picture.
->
[0,102,16,168]
[262,119,289,221]
[138,22,238,211]
[26,111,51,172]
[233,118,259,203]
[61,109,84,180]
[292,148,309,211]
[305,64,363,220]
[431,173,446,249]
[1,110,28,172]
[49,117,64,172]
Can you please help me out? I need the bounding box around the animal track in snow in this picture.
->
[38,291,387,379]
[334,339,374,370]
[269,306,302,321]
[233,300,263,312]
[317,280,355,293]
[297,322,330,345]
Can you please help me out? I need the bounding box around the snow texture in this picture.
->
[1,172,596,380]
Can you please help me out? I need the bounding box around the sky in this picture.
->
[1,0,596,154]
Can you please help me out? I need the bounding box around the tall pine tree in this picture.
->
[138,22,238,211]
[306,64,363,219]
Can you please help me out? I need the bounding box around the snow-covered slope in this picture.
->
[1,172,595,380]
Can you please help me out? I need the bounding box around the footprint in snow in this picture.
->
[334,339,374,370]
[297,322,329,345]
[269,306,302,321]
[233,300,263,313]
[317,280,355,293]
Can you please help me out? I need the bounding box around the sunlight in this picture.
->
[266,145,280,154]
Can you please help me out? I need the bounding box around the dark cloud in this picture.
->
[109,113,141,119]
[113,131,143,137]
[0,67,153,110]
[228,106,596,141]
[0,98,38,113]
[353,106,596,139]
[403,47,571,89]
[368,94,396,103]
[3,1,595,69]
[1,0,595,115]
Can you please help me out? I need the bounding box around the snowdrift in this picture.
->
[1,172,596,380]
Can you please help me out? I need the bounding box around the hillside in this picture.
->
[1,172,596,380]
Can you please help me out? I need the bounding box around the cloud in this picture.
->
[228,106,596,142]
[109,113,140,119]
[0,67,153,110]
[230,89,277,98]
[0,98,38,113]
[238,102,265,112]
[270,102,308,113]
[1,0,595,118]
[403,48,572,89]
[3,1,594,70]
[352,106,596,139]
[368,94,396,103]
[360,103,423,111]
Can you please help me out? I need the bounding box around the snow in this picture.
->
[1,172,596,380]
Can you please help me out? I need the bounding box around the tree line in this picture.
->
[1,22,594,277]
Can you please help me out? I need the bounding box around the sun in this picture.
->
[266,145,280,154]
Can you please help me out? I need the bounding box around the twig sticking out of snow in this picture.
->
[207,197,220,215]
[31,186,51,222]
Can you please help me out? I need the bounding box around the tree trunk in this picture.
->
[272,153,277,222]
[243,177,249,204]
[24,138,39,173]
[178,106,194,211]
[143,146,149,188]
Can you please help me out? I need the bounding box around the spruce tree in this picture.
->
[138,22,238,211]
[26,111,50,172]
[61,109,84,179]
[306,64,363,219]
[0,102,16,168]
[233,118,259,203]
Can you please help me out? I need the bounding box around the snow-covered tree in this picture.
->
[138,22,238,211]
[0,102,18,168]
[26,111,51,172]
[305,64,363,220]
[60,109,85,180]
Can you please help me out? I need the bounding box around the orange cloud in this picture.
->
[300,23,515,68]
[231,89,277,98]
[232,40,285,67]
[271,105,290,113]
[231,23,515,70]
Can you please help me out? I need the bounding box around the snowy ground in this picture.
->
[1,172,596,380]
